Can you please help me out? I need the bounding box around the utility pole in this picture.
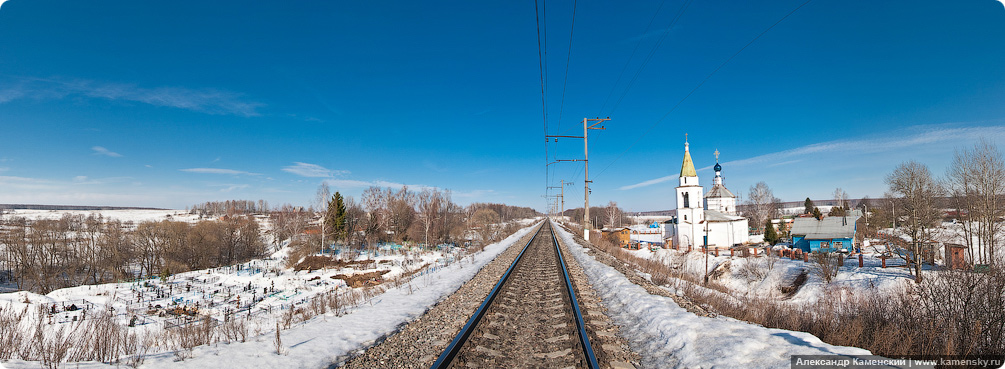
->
[547,180,574,220]
[582,117,609,241]
[546,117,609,241]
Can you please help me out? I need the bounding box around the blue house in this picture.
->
[790,210,861,253]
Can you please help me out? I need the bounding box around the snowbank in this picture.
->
[556,225,873,368]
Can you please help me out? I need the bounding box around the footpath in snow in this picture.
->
[2,222,540,369]
[555,225,878,369]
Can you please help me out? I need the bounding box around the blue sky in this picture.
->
[0,0,1004,211]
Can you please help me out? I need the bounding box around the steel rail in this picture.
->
[428,220,599,369]
[550,220,600,369]
[428,221,544,369]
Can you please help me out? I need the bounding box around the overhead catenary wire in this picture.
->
[602,0,692,118]
[593,0,814,181]
[555,0,578,135]
[537,0,551,200]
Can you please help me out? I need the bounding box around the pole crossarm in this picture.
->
[546,135,585,139]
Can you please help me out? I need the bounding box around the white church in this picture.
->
[668,140,750,249]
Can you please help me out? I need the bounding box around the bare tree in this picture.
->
[417,188,443,245]
[471,209,500,244]
[746,182,776,233]
[886,160,944,282]
[944,139,1005,266]
[605,201,621,228]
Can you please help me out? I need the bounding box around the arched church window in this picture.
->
[683,193,690,208]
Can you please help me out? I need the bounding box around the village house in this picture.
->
[790,210,862,253]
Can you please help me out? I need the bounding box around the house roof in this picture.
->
[705,183,735,199]
[790,210,861,239]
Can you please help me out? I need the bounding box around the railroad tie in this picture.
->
[544,334,569,343]
[474,345,501,357]
[532,348,573,359]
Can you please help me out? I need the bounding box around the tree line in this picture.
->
[274,185,541,261]
[0,214,265,294]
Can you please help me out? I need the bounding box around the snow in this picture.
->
[555,223,876,368]
[0,220,541,368]
[1,209,201,224]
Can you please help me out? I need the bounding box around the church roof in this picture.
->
[704,209,745,222]
[705,183,735,199]
[680,144,697,177]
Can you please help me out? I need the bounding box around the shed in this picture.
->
[945,243,968,270]
[600,227,630,247]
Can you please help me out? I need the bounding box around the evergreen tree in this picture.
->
[804,197,815,214]
[325,192,347,244]
[812,207,823,220]
[763,218,778,245]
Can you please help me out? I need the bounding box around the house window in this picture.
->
[834,241,843,248]
[820,241,830,248]
[683,193,690,208]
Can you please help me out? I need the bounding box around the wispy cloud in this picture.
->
[423,160,447,173]
[92,146,122,157]
[454,189,496,199]
[71,176,132,185]
[0,77,263,117]
[180,168,257,175]
[620,175,676,190]
[621,123,1005,190]
[220,184,250,192]
[323,178,435,192]
[282,162,349,178]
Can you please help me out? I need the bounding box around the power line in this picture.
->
[596,0,669,116]
[594,0,814,180]
[603,0,691,117]
[556,0,578,134]
[536,0,550,198]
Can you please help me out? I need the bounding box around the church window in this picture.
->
[683,193,690,208]
[684,215,687,221]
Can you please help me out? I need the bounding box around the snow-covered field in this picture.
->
[1,209,201,224]
[556,224,878,368]
[0,218,542,368]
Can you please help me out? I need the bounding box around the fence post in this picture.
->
[731,248,734,257]
[859,254,864,268]
[714,248,719,257]
[882,257,886,268]
[803,252,809,263]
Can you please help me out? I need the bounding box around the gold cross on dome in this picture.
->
[714,149,720,162]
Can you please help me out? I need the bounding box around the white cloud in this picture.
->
[180,168,257,175]
[220,184,250,192]
[92,146,122,157]
[282,162,349,178]
[0,77,263,117]
[620,175,676,190]
[322,178,436,192]
[73,176,88,183]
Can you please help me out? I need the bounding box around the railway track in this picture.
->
[430,221,598,369]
